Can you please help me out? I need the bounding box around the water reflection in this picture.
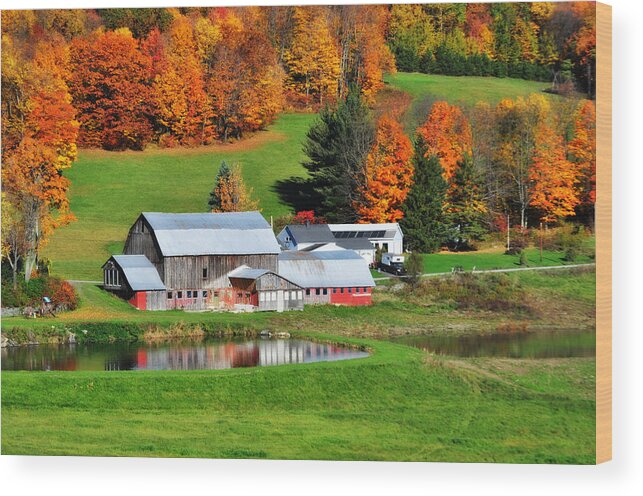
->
[392,330,596,359]
[1,339,369,372]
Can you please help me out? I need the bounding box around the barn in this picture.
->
[328,223,404,255]
[103,211,375,311]
[277,249,375,306]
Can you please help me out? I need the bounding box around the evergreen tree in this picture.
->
[302,87,375,222]
[446,153,488,250]
[208,161,231,211]
[400,137,448,253]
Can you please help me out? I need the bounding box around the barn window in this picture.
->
[259,293,265,302]
[167,292,173,299]
[202,291,207,298]
[187,290,192,298]
[202,267,208,279]
[348,288,353,294]
[177,291,183,299]
[340,288,345,294]
[315,288,320,296]
[285,291,289,301]
[271,292,277,301]
[306,289,310,296]
[298,291,303,299]
[322,289,328,295]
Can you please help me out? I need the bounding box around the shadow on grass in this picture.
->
[272,176,321,213]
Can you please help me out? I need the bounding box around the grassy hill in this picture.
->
[383,72,553,131]
[43,74,554,280]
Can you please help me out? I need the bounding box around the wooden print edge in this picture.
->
[595,1,612,465]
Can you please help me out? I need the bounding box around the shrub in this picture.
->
[46,278,79,311]
[407,273,534,315]
[505,227,530,255]
[404,252,423,288]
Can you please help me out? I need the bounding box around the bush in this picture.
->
[505,227,530,255]
[407,273,534,315]
[1,274,78,312]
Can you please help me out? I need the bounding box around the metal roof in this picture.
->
[227,265,271,280]
[335,238,376,251]
[278,250,375,288]
[110,255,166,291]
[140,211,281,256]
[285,224,335,243]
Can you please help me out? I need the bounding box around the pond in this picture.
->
[1,338,369,372]
[391,329,595,359]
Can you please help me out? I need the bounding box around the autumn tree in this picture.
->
[150,16,212,146]
[209,162,259,213]
[529,122,579,224]
[302,87,375,222]
[1,34,79,281]
[568,100,596,222]
[417,101,473,182]
[283,6,340,106]
[205,9,284,140]
[446,154,488,250]
[1,193,28,289]
[356,115,413,223]
[330,4,395,103]
[494,95,549,228]
[69,28,154,150]
[400,136,448,253]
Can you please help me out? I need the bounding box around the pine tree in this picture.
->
[446,153,488,250]
[302,87,375,222]
[400,137,448,253]
[208,161,231,211]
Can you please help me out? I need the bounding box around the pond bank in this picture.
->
[0,321,264,348]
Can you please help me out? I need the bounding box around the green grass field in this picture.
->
[1,335,596,462]
[384,72,552,131]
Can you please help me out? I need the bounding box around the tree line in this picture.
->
[302,88,596,253]
[388,2,596,96]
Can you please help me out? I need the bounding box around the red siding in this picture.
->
[128,291,147,310]
[329,287,372,306]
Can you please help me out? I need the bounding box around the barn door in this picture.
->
[276,290,284,312]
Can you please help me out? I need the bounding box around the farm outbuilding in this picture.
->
[328,223,404,255]
[277,249,375,306]
[277,223,377,265]
[102,255,167,311]
[226,266,304,312]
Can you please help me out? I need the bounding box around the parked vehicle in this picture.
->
[379,253,406,276]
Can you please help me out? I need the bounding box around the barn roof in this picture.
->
[227,265,271,280]
[140,211,281,256]
[278,250,375,288]
[109,255,166,291]
[285,223,335,243]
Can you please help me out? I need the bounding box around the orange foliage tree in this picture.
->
[205,9,284,140]
[356,116,413,223]
[149,16,212,146]
[416,101,472,182]
[1,33,79,281]
[283,6,340,107]
[568,100,596,216]
[529,123,579,224]
[209,162,260,213]
[69,28,153,150]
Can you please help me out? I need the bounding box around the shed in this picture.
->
[226,265,304,312]
[102,255,167,311]
[277,249,375,306]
